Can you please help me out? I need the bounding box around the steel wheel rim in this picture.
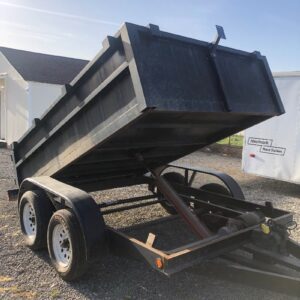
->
[52,224,72,268]
[22,202,37,241]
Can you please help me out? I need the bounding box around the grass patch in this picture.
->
[50,288,61,299]
[0,286,18,293]
[13,289,37,299]
[0,285,37,299]
[0,276,13,282]
[217,135,243,147]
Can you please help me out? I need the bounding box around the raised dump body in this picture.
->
[12,24,300,288]
[13,23,284,191]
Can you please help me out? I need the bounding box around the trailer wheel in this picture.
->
[201,183,231,196]
[19,190,53,250]
[194,183,231,211]
[47,209,87,281]
[157,172,189,215]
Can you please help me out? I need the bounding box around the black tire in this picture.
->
[194,183,231,211]
[47,209,87,281]
[157,172,188,215]
[200,183,231,196]
[19,190,53,250]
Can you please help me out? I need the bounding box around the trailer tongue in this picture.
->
[11,23,300,294]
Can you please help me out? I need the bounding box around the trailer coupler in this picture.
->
[204,217,300,296]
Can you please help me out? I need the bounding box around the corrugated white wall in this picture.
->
[0,53,29,145]
[0,54,64,145]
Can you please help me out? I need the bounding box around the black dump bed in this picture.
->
[13,23,284,191]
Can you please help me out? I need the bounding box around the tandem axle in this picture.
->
[10,163,300,296]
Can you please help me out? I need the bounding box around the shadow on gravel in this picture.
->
[242,177,300,199]
[34,249,52,265]
[64,254,293,300]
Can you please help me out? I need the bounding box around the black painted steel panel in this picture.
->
[13,23,284,190]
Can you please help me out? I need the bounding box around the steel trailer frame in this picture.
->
[14,163,300,295]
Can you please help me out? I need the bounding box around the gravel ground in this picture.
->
[0,148,300,299]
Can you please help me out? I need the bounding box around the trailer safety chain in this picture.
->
[285,221,298,236]
[257,219,299,256]
[266,219,298,236]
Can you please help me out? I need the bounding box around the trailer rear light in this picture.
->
[155,258,164,269]
[249,153,256,158]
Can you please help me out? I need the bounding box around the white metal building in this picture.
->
[0,47,88,145]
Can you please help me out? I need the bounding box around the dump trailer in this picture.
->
[10,23,300,293]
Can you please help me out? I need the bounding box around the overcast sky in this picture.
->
[0,0,299,71]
